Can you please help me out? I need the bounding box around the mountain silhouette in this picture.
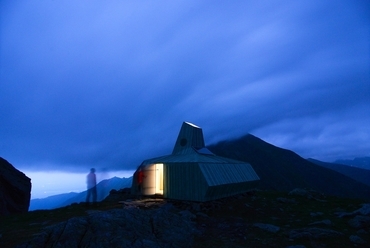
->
[335,157,370,170]
[29,192,79,211]
[308,158,370,187]
[208,134,370,200]
[59,176,132,208]
[29,176,132,210]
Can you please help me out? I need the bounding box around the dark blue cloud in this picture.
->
[1,0,369,172]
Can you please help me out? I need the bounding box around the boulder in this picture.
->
[17,204,198,247]
[308,219,332,226]
[104,188,133,202]
[349,235,366,244]
[336,203,370,218]
[288,188,326,201]
[348,215,370,229]
[353,204,370,216]
[289,227,343,240]
[253,223,281,233]
[277,197,297,204]
[0,157,31,215]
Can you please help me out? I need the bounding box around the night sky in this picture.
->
[1,1,369,175]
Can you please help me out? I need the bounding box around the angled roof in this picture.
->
[142,148,247,165]
[172,122,205,155]
[142,121,251,165]
[135,121,260,201]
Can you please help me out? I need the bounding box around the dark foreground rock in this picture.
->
[289,227,343,239]
[103,188,132,202]
[253,223,280,233]
[336,203,370,218]
[0,157,31,215]
[3,189,370,247]
[17,203,198,248]
[348,215,370,229]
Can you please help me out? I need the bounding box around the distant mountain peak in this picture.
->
[29,176,133,211]
[334,157,370,170]
[208,134,370,200]
[308,158,370,187]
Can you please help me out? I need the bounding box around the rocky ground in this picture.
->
[1,188,369,247]
[16,202,196,248]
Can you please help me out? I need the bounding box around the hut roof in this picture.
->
[142,121,249,165]
[142,147,246,165]
[133,121,260,201]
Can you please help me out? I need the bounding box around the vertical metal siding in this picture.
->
[204,181,259,201]
[165,162,259,202]
[165,162,208,201]
[199,163,260,201]
[199,163,259,186]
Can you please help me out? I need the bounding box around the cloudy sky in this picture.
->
[1,0,369,179]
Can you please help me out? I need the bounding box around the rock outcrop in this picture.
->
[17,202,198,247]
[2,189,369,247]
[0,157,31,215]
[289,227,343,239]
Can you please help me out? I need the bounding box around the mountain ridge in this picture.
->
[208,134,370,200]
[308,158,370,188]
[29,192,79,211]
[335,157,370,170]
[28,134,370,210]
[29,176,132,210]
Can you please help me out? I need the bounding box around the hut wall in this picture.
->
[164,162,208,201]
[199,163,260,186]
[203,180,260,201]
[199,163,260,201]
[131,170,138,195]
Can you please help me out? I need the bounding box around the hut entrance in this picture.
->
[155,163,163,194]
[142,163,163,195]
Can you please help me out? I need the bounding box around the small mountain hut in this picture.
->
[131,122,260,201]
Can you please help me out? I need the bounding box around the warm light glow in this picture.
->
[155,163,163,194]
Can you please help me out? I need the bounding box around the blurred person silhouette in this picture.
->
[86,168,97,206]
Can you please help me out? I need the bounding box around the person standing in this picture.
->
[86,168,97,206]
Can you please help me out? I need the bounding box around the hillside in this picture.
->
[335,157,370,170]
[29,192,79,211]
[59,176,132,208]
[308,158,370,187]
[208,134,370,200]
[29,177,133,210]
[2,133,370,247]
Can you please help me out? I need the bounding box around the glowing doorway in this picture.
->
[155,163,163,194]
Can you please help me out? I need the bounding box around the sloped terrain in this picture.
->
[29,177,133,211]
[29,192,79,211]
[335,157,370,170]
[59,176,133,208]
[208,134,370,200]
[308,158,370,187]
[0,190,369,247]
[191,189,370,248]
